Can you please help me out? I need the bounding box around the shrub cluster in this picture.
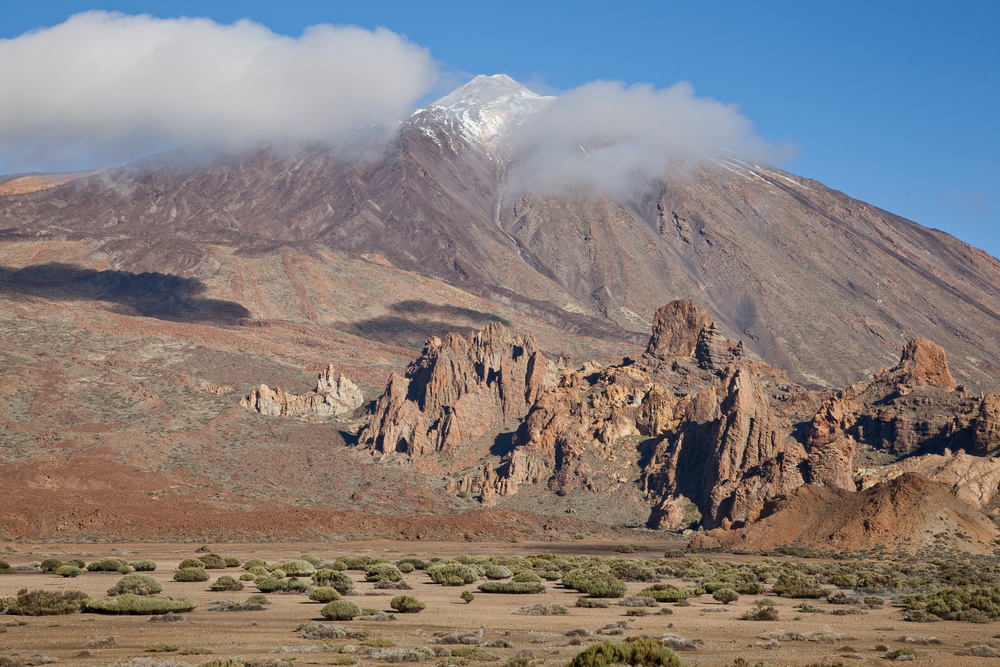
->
[8,589,90,615]
[86,594,198,615]
[566,638,682,667]
[108,574,163,596]
[390,595,426,613]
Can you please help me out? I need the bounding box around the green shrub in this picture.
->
[772,571,829,599]
[9,588,90,615]
[210,576,245,592]
[484,565,513,580]
[243,558,267,570]
[321,599,362,621]
[429,562,480,585]
[86,594,198,614]
[712,588,739,604]
[173,567,210,582]
[566,638,682,667]
[365,563,403,582]
[257,576,308,593]
[461,590,475,603]
[133,560,157,572]
[637,584,693,603]
[276,559,316,577]
[398,562,415,574]
[198,554,227,569]
[146,643,180,652]
[87,557,130,572]
[335,555,373,570]
[511,571,541,583]
[108,574,163,596]
[477,581,545,594]
[390,595,426,613]
[563,569,626,598]
[66,558,86,569]
[55,565,82,578]
[39,558,63,573]
[309,587,342,603]
[313,569,355,593]
[178,558,205,570]
[225,557,242,568]
[300,555,322,567]
[576,597,610,608]
[610,561,658,583]
[396,558,427,570]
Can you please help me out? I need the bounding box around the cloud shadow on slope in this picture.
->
[0,262,251,323]
[339,300,511,350]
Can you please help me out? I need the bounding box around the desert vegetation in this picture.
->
[2,542,1000,665]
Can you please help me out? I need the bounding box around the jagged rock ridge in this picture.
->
[358,298,1000,550]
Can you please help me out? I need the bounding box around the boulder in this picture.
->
[645,300,712,360]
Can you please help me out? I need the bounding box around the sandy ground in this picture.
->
[1,540,999,666]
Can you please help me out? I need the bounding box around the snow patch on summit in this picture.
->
[426,74,553,154]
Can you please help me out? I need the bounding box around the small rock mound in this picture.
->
[242,364,363,419]
[895,337,956,390]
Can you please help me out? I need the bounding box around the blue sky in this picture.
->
[3,1,998,257]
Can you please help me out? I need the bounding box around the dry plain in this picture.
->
[2,540,1000,666]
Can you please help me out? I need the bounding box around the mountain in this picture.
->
[3,74,999,391]
[2,75,1000,544]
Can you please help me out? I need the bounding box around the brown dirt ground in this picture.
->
[0,541,998,667]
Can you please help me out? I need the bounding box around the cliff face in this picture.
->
[359,322,552,460]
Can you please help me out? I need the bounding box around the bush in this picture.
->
[429,562,479,585]
[712,588,739,604]
[772,571,829,599]
[86,594,198,614]
[178,558,205,570]
[300,555,322,567]
[321,599,362,621]
[9,588,90,615]
[276,559,316,577]
[335,555,373,570]
[477,581,546,594]
[243,558,267,570]
[88,557,131,573]
[484,565,513,580]
[461,590,475,603]
[313,569,356,593]
[511,571,542,583]
[365,563,403,582]
[66,558,86,569]
[225,557,242,567]
[309,587,342,603]
[210,576,245,592]
[55,565,82,578]
[397,558,427,570]
[257,576,309,594]
[108,574,163,596]
[576,597,610,608]
[566,638,682,667]
[637,584,693,603]
[39,558,63,573]
[133,560,158,572]
[390,595,426,613]
[174,568,210,582]
[562,569,626,598]
[740,598,779,621]
[398,562,415,574]
[198,554,227,569]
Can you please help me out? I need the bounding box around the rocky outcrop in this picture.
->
[645,300,712,360]
[895,338,956,390]
[641,365,812,529]
[690,473,1000,554]
[973,392,1000,455]
[856,450,1000,510]
[360,323,552,460]
[241,364,363,419]
[694,323,746,372]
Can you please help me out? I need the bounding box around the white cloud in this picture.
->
[508,80,795,197]
[0,11,439,171]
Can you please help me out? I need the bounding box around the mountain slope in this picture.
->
[1,74,999,392]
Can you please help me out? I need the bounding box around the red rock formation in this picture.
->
[645,300,712,360]
[360,323,551,459]
[973,392,1000,455]
[895,337,956,390]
